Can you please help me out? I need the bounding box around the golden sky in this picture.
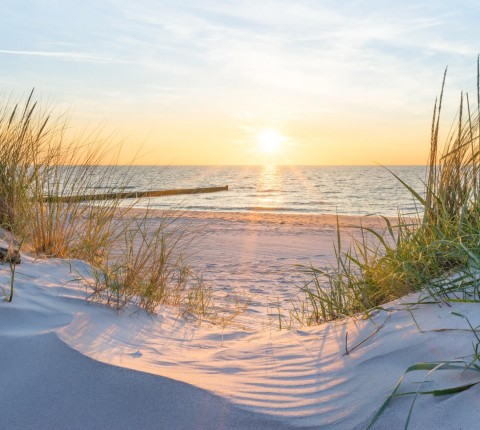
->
[1,1,479,165]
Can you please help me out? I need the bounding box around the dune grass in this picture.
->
[80,209,195,311]
[364,65,480,430]
[0,90,137,262]
[289,64,480,327]
[0,91,229,320]
[284,62,480,428]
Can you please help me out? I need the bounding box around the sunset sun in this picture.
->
[257,129,285,154]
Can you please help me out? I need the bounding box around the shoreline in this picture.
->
[127,207,402,229]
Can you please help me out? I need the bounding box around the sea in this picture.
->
[99,165,427,217]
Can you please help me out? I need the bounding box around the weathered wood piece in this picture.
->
[0,246,21,264]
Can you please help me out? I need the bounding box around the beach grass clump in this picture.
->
[83,211,197,312]
[30,160,138,260]
[296,63,480,325]
[183,285,251,327]
[0,89,130,259]
[0,91,225,320]
[0,89,54,235]
[80,210,249,322]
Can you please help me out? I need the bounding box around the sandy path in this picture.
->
[169,211,392,327]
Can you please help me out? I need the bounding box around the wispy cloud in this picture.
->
[111,0,480,120]
[0,49,130,64]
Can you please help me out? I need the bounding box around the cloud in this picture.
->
[2,0,479,122]
[0,49,130,64]
[114,0,479,118]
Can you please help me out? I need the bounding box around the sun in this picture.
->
[257,129,285,154]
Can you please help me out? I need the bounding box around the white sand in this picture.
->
[1,212,480,429]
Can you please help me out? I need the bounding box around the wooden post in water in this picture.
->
[42,185,229,203]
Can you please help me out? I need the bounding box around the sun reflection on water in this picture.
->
[255,164,285,211]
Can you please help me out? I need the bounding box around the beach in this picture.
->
[124,210,390,328]
[2,211,479,429]
[3,1,480,428]
[177,211,390,326]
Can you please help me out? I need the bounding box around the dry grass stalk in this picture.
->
[0,91,240,321]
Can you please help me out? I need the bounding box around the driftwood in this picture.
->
[0,246,21,265]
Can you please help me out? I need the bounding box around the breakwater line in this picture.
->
[43,185,229,203]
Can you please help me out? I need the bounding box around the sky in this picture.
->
[1,0,480,165]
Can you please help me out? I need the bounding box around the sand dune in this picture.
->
[1,213,479,429]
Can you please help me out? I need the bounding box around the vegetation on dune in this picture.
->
[285,61,480,429]
[364,64,480,429]
[289,63,480,327]
[0,90,223,320]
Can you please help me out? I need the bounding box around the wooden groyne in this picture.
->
[43,185,229,203]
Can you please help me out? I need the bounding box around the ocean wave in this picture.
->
[295,201,325,206]
[84,165,426,217]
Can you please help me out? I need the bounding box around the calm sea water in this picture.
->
[99,165,427,217]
